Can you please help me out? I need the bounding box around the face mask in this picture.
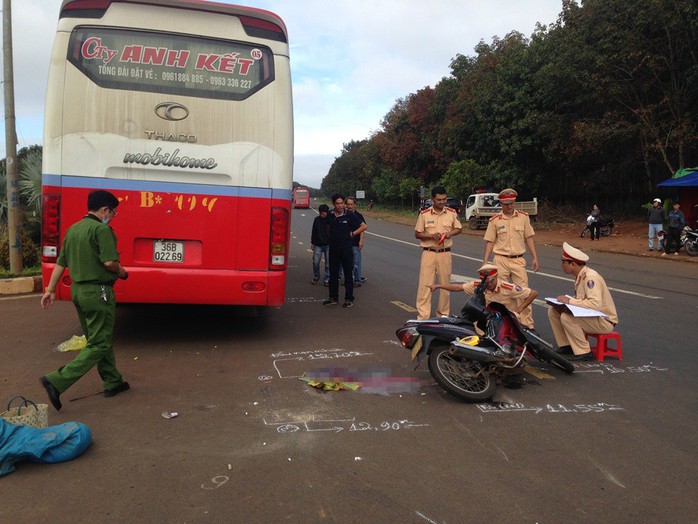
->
[102,217,110,225]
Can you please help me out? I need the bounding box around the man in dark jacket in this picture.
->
[648,198,665,251]
[664,201,686,256]
[323,194,366,308]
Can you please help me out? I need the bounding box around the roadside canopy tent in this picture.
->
[657,168,698,187]
[658,168,698,226]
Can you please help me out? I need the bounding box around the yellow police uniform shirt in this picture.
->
[569,266,618,324]
[415,206,462,248]
[461,280,531,310]
[483,210,534,256]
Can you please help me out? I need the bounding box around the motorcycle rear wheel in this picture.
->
[428,345,497,402]
[685,240,698,256]
[600,224,612,237]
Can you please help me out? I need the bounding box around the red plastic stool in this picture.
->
[585,332,623,362]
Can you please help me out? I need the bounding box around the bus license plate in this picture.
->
[153,240,184,263]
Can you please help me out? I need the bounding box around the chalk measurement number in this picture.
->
[201,475,229,490]
[350,421,410,431]
[265,418,429,433]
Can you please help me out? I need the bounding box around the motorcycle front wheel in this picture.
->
[428,345,497,402]
[580,227,589,238]
[531,345,575,374]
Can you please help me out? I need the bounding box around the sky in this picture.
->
[1,0,564,189]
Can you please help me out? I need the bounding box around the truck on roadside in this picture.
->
[464,192,538,230]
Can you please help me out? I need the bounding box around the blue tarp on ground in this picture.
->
[0,419,92,476]
[658,170,698,187]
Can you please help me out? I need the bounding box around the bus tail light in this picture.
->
[60,0,111,18]
[269,207,289,271]
[42,194,61,263]
[239,16,287,43]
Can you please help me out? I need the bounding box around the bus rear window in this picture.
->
[67,27,275,100]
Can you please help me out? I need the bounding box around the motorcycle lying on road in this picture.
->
[396,278,574,402]
[580,215,615,238]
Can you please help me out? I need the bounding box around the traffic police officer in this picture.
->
[429,263,538,328]
[483,188,539,328]
[548,242,619,361]
[415,186,462,319]
[40,190,130,411]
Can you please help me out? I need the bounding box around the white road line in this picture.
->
[368,232,662,299]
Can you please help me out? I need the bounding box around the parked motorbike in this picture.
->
[395,277,574,402]
[683,226,698,256]
[659,225,696,254]
[580,215,615,238]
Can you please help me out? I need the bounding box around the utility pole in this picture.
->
[3,0,23,273]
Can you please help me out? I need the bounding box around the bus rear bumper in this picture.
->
[43,264,287,307]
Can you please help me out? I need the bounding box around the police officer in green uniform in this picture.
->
[40,190,130,411]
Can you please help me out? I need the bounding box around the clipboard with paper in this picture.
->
[545,296,608,318]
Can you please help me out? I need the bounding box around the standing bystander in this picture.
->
[483,188,539,330]
[39,190,130,411]
[311,204,330,285]
[324,194,367,308]
[415,186,462,319]
[589,204,602,241]
[648,198,665,252]
[345,197,367,286]
[664,201,686,256]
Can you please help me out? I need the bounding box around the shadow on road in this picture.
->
[114,303,274,344]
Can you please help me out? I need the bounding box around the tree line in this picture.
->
[320,0,698,214]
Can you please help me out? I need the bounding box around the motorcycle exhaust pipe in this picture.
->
[449,340,504,362]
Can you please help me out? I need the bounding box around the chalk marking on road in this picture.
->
[494,445,510,462]
[286,296,324,303]
[477,402,624,414]
[367,232,663,299]
[200,475,229,490]
[263,417,429,434]
[587,456,626,488]
[415,511,441,524]
[272,349,373,378]
[573,362,668,374]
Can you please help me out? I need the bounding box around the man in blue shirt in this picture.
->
[664,201,686,256]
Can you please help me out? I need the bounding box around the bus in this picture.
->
[292,187,310,208]
[41,0,293,307]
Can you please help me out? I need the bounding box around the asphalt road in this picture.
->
[1,207,697,523]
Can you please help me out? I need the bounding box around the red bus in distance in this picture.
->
[293,187,310,208]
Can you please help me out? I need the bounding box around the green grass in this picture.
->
[0,265,42,279]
